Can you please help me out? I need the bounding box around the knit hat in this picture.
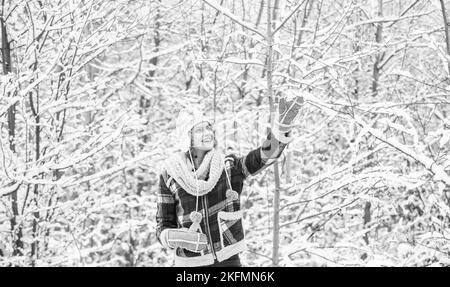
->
[174,107,213,151]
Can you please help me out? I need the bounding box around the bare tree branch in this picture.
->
[202,0,265,38]
[272,0,308,36]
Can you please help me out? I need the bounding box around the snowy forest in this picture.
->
[1,0,450,267]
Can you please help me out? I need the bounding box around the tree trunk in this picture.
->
[439,0,450,77]
[285,152,291,184]
[371,0,383,97]
[363,202,371,245]
[1,1,24,256]
[29,90,41,264]
[364,0,384,246]
[137,0,161,196]
[266,0,282,267]
[296,0,314,47]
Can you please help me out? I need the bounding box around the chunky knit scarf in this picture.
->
[164,149,225,196]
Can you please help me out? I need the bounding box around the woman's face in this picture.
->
[190,121,214,151]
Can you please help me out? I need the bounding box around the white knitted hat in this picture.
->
[174,107,212,151]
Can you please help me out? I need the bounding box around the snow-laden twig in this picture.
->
[61,148,163,188]
[347,11,434,28]
[202,0,265,38]
[272,0,309,36]
[354,115,450,187]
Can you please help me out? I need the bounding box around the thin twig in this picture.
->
[272,0,308,36]
[202,0,265,38]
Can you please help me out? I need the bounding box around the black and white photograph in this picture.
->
[1,0,450,268]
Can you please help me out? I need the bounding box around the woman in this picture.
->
[156,97,302,267]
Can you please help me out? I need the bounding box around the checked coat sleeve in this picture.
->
[155,172,178,248]
[234,130,291,178]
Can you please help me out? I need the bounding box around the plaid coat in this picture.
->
[156,131,289,266]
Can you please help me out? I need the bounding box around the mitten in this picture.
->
[272,95,304,143]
